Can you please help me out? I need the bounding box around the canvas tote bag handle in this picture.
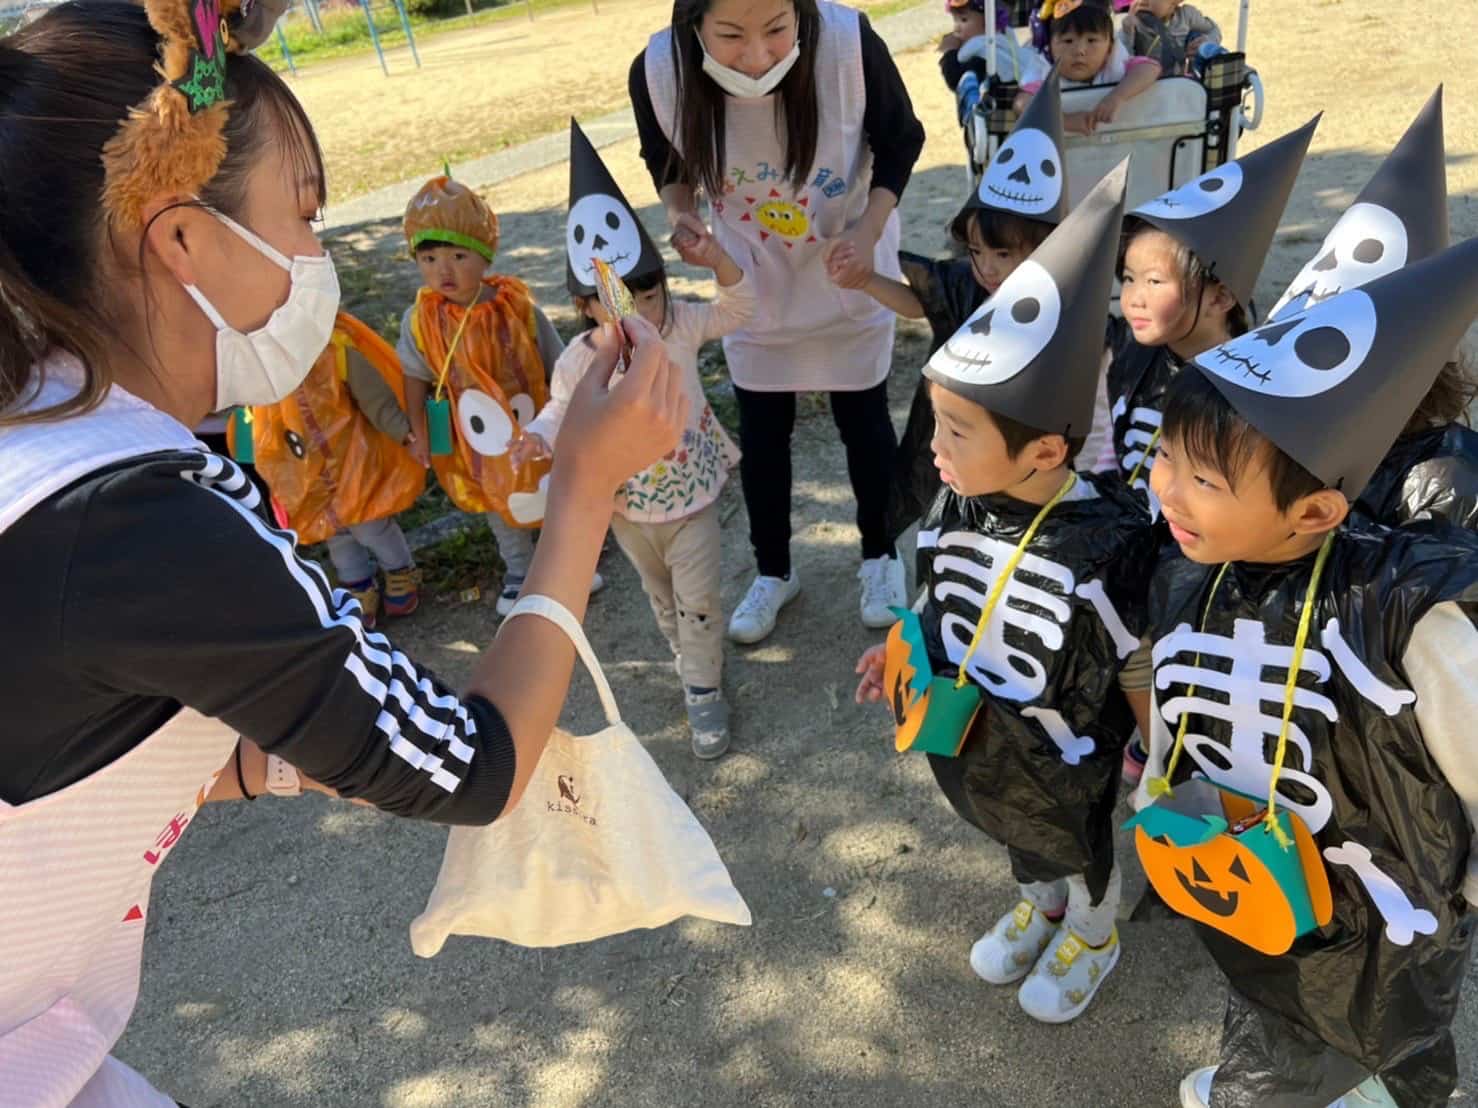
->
[501,594,622,728]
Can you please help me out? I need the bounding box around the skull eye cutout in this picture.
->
[1134,162,1244,220]
[508,393,537,426]
[931,259,1062,385]
[1200,290,1378,399]
[567,194,643,280]
[1269,203,1410,320]
[978,128,1063,217]
[456,389,516,456]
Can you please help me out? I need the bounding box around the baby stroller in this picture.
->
[963,0,1265,211]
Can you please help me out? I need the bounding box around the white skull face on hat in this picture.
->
[1269,203,1409,320]
[1199,290,1378,399]
[567,194,643,281]
[934,260,1062,385]
[979,128,1063,217]
[1136,162,1244,221]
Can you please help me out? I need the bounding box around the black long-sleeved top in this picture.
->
[628,12,926,200]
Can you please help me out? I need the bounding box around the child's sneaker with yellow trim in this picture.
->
[1016,926,1120,1024]
[969,900,1060,985]
[343,577,381,629]
[383,565,422,618]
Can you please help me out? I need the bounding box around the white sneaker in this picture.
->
[1180,1065,1392,1108]
[1016,927,1121,1024]
[969,900,1060,985]
[858,555,906,628]
[498,572,602,618]
[728,572,801,644]
[589,570,605,595]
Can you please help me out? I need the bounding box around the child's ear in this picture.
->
[1028,433,1070,472]
[1289,488,1349,537]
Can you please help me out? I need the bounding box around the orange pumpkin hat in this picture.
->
[101,0,288,229]
[403,175,500,262]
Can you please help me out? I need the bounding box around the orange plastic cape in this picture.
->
[228,311,426,544]
[412,276,552,527]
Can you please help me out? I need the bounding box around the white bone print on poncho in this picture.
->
[1110,395,1163,518]
[1323,841,1438,946]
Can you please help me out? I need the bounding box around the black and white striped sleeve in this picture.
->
[64,452,516,825]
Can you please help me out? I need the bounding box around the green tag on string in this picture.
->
[230,407,254,463]
[426,395,453,456]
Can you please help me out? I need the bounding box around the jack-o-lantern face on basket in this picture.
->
[1127,780,1333,956]
[883,612,981,758]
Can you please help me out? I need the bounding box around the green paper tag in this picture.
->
[230,407,254,463]
[426,395,453,456]
[911,676,982,757]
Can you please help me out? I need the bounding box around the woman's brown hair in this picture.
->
[0,0,325,426]
[664,0,821,202]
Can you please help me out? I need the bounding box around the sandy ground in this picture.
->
[117,2,1478,1104]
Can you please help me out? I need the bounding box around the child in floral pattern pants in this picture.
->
[518,232,753,759]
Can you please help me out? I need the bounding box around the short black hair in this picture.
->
[572,267,672,332]
[1404,356,1477,436]
[1049,0,1113,38]
[949,204,1056,257]
[1162,369,1325,511]
[1119,216,1250,337]
[990,406,1087,464]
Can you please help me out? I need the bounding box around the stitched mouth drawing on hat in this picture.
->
[1201,292,1377,397]
[1135,162,1243,220]
[979,128,1063,216]
[567,195,641,280]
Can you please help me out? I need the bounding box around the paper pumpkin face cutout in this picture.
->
[1126,779,1333,956]
[883,609,979,757]
[1269,202,1410,320]
[567,194,645,284]
[979,127,1063,218]
[937,260,1063,385]
[1135,162,1243,221]
[456,389,519,456]
[1200,290,1377,399]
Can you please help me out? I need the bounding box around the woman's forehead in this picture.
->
[704,0,793,27]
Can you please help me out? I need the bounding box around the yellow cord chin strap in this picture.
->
[1146,531,1337,850]
[954,472,1079,691]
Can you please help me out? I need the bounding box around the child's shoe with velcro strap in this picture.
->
[383,565,422,618]
[343,577,381,629]
[969,900,1060,985]
[1016,927,1120,1024]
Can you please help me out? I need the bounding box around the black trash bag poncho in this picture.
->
[1144,527,1478,1107]
[1352,422,1478,531]
[917,471,1157,898]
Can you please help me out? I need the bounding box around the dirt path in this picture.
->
[118,3,1478,1104]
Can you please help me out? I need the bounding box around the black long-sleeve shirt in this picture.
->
[0,450,516,822]
[629,12,926,200]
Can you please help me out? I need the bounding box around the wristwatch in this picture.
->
[265,754,303,798]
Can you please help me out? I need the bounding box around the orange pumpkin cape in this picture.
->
[412,276,552,527]
[228,311,426,544]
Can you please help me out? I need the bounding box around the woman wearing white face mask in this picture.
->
[0,3,685,1104]
[630,0,925,645]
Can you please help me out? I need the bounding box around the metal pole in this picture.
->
[1236,0,1249,53]
[360,0,390,75]
[304,0,323,34]
[463,0,472,16]
[525,0,534,21]
[392,0,420,68]
[274,20,298,74]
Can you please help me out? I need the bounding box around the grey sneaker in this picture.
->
[685,689,731,760]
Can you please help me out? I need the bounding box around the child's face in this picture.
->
[1052,27,1113,82]
[1150,433,1334,564]
[581,283,666,332]
[1136,0,1180,20]
[929,382,1044,497]
[950,7,986,40]
[417,245,491,308]
[1120,229,1233,352]
[966,223,1032,296]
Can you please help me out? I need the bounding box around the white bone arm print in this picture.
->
[1323,840,1438,946]
[1022,707,1096,764]
[1321,619,1418,716]
[1074,578,1140,659]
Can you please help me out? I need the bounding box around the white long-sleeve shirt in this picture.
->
[527,275,754,524]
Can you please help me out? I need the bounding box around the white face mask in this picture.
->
[699,35,801,99]
[182,207,341,410]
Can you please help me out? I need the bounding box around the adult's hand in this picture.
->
[669,211,715,269]
[824,223,880,290]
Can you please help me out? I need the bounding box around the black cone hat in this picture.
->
[965,70,1069,226]
[1130,116,1319,309]
[1190,235,1478,496]
[566,117,664,297]
[926,161,1129,437]
[1270,89,1446,320]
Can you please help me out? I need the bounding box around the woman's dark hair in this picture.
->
[1404,355,1477,436]
[0,0,325,426]
[1119,216,1250,339]
[1163,368,1324,511]
[573,268,673,334]
[665,0,820,201]
[949,205,1055,257]
[1048,0,1112,39]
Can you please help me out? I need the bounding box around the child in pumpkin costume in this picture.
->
[397,175,602,616]
[855,166,1156,1024]
[230,311,426,626]
[1130,241,1478,1108]
[513,120,751,760]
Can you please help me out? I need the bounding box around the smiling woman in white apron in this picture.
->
[630,0,925,644]
[0,4,684,1104]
